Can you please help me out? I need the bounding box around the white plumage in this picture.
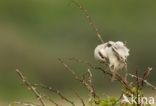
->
[94,41,129,80]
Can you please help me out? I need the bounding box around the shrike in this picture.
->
[94,41,130,81]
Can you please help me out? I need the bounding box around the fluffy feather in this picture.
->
[94,41,129,80]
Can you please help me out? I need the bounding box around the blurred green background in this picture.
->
[0,0,156,105]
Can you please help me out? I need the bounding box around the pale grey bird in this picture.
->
[94,41,130,81]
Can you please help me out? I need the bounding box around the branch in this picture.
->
[34,84,75,106]
[74,90,85,106]
[58,58,98,101]
[42,94,62,106]
[71,0,104,43]
[142,67,152,87]
[9,101,40,106]
[128,73,156,90]
[16,69,47,106]
[135,70,139,106]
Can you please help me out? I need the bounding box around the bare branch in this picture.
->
[135,70,139,106]
[142,67,152,87]
[128,73,156,90]
[87,69,92,84]
[71,0,104,43]
[16,69,47,106]
[58,58,98,100]
[34,84,75,106]
[42,94,62,106]
[143,67,152,80]
[74,90,85,106]
[9,101,40,106]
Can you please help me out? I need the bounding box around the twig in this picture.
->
[16,69,47,106]
[34,84,75,106]
[135,70,139,106]
[142,67,152,87]
[71,0,104,43]
[128,73,156,90]
[143,67,152,80]
[87,69,92,84]
[58,58,98,101]
[9,101,40,106]
[42,94,62,106]
[84,69,98,100]
[74,90,85,106]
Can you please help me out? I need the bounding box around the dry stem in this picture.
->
[58,58,98,101]
[9,101,40,106]
[128,73,156,90]
[74,90,85,106]
[42,94,62,106]
[16,69,46,106]
[34,84,75,106]
[72,0,104,43]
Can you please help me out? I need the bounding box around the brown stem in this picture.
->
[34,84,75,106]
[58,58,98,101]
[71,0,104,43]
[16,69,46,106]
[74,90,85,106]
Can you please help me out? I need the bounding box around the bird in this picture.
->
[94,41,130,81]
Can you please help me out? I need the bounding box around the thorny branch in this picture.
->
[16,69,46,106]
[71,0,104,43]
